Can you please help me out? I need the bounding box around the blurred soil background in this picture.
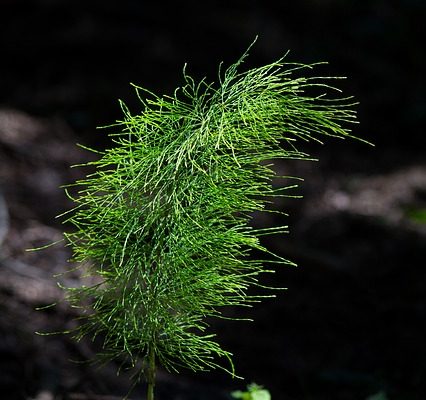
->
[0,1,425,399]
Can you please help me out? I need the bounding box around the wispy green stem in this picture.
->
[146,346,156,400]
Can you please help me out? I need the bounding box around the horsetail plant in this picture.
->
[59,43,360,399]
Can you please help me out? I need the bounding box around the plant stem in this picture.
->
[146,346,156,400]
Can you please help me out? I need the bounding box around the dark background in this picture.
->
[0,1,425,399]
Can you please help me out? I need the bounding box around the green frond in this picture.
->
[60,44,360,380]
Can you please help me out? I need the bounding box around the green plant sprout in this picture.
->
[58,42,362,400]
[231,383,271,400]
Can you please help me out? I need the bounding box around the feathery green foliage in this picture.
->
[60,44,359,393]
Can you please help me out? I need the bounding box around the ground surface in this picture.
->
[1,1,425,399]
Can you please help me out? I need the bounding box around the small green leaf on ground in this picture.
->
[231,383,271,400]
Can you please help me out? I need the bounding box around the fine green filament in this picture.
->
[60,44,361,397]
